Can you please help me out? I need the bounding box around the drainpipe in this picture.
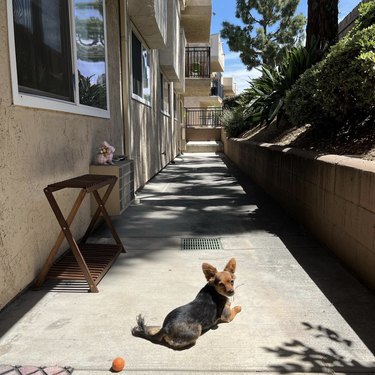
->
[119,0,131,158]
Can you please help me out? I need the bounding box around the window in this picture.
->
[131,32,151,104]
[9,0,109,117]
[13,0,73,101]
[173,93,178,120]
[75,0,107,110]
[160,73,170,115]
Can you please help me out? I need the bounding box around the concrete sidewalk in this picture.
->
[1,153,375,374]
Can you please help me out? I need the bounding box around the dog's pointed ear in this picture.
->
[202,263,217,282]
[224,258,236,274]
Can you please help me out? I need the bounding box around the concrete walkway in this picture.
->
[1,153,375,374]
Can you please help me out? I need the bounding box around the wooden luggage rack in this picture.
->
[34,174,126,292]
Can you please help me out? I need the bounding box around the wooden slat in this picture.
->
[35,174,125,293]
[48,174,117,192]
[46,244,122,284]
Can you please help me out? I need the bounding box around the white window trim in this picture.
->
[131,93,152,107]
[160,73,171,117]
[161,111,171,117]
[7,0,110,119]
[130,27,152,107]
[173,92,178,122]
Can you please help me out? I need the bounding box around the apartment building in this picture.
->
[0,0,212,309]
[182,33,237,152]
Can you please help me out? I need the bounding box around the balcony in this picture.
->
[185,47,210,78]
[184,96,222,108]
[210,34,224,73]
[173,29,187,94]
[185,107,222,127]
[222,77,237,97]
[181,0,212,43]
[184,77,223,106]
[210,77,223,98]
[160,0,182,82]
[128,0,167,49]
[184,46,211,96]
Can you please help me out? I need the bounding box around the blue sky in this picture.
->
[211,0,362,93]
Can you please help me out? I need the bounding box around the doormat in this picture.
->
[0,365,73,375]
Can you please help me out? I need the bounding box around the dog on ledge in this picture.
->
[131,258,241,349]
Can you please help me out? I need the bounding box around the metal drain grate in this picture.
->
[181,238,222,250]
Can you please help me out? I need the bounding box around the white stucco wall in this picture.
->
[128,47,180,190]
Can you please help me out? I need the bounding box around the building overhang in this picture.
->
[128,0,167,49]
[184,78,211,96]
[223,77,237,97]
[181,0,212,43]
[184,96,222,107]
[210,34,224,73]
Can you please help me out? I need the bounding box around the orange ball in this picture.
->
[112,357,125,372]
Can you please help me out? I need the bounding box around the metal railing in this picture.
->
[185,108,222,127]
[185,47,211,78]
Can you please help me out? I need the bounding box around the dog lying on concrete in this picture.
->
[131,258,241,349]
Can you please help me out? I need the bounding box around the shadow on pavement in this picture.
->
[220,154,375,356]
[264,322,375,374]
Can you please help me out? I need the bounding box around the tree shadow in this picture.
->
[264,322,375,374]
[220,154,375,355]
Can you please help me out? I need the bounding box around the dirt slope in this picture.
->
[240,120,375,161]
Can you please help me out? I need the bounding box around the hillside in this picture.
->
[239,119,375,161]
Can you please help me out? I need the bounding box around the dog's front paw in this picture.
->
[234,305,242,313]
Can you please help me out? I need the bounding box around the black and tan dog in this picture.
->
[131,258,241,349]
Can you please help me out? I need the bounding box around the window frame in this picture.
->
[131,28,152,107]
[160,72,171,117]
[7,0,110,119]
[173,92,178,122]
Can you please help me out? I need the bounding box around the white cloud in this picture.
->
[221,50,263,93]
[223,65,261,94]
[224,51,241,61]
[221,45,264,93]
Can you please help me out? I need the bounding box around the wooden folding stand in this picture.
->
[34,174,126,292]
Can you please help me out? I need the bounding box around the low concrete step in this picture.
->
[186,140,223,153]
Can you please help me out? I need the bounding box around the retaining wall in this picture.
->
[186,127,222,141]
[223,136,375,289]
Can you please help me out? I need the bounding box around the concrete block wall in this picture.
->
[223,135,375,289]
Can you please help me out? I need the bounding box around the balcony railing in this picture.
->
[185,47,211,78]
[185,108,222,127]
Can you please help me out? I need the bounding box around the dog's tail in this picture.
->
[131,314,165,342]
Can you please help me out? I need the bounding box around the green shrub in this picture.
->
[283,63,324,126]
[350,1,375,34]
[240,44,323,127]
[221,108,249,138]
[285,23,375,127]
[223,95,241,110]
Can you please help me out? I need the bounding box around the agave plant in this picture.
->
[240,44,324,127]
[240,65,281,126]
[78,71,107,110]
